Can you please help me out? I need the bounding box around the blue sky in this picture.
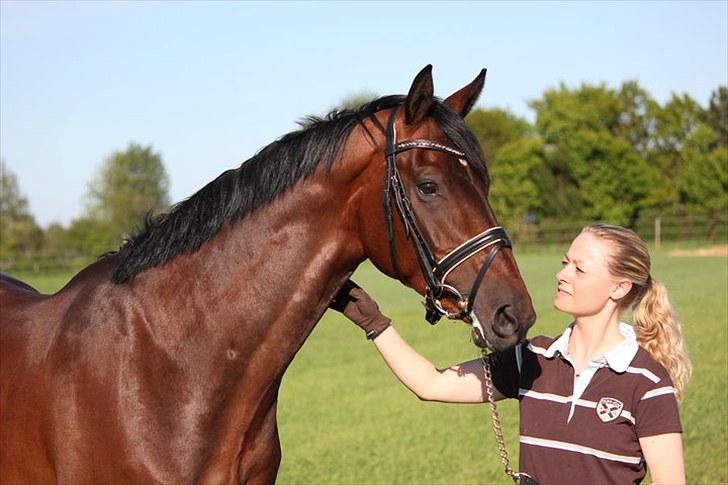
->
[2,1,726,227]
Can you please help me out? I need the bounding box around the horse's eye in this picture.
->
[417,181,439,196]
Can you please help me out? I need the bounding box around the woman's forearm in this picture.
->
[371,327,500,403]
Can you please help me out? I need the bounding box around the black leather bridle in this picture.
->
[383,106,512,326]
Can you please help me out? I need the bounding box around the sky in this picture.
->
[1,1,727,227]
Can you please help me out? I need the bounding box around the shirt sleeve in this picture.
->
[487,343,522,399]
[634,382,683,438]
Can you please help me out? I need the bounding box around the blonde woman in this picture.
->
[331,224,690,484]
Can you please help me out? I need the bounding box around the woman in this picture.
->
[331,224,690,484]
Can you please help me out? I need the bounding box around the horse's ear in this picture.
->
[444,68,487,117]
[404,65,434,125]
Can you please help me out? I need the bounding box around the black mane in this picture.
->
[111,96,488,284]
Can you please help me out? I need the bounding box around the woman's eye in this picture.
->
[561,260,568,267]
[417,181,439,196]
[576,267,585,274]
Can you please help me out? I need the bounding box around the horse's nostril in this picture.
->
[492,305,519,338]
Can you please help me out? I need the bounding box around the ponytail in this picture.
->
[632,277,692,402]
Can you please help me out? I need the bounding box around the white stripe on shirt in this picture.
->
[520,435,643,465]
[625,366,660,383]
[519,389,635,423]
[528,344,550,357]
[641,386,676,400]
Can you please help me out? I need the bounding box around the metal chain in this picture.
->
[481,349,519,483]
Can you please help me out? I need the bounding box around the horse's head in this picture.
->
[356,65,536,351]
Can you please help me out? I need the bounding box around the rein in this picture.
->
[382,106,511,328]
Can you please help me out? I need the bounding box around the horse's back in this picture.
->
[0,275,59,482]
[0,273,48,353]
[0,272,51,349]
[1,258,146,482]
[0,273,42,293]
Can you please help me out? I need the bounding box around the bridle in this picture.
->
[382,106,512,329]
[382,105,536,484]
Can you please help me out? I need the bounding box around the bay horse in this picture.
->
[0,66,535,484]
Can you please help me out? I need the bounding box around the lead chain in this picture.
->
[481,350,519,483]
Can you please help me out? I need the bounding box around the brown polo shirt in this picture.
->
[488,323,682,484]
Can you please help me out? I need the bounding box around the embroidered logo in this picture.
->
[596,397,624,423]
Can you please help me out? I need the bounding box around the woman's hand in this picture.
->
[330,280,391,339]
[331,280,507,403]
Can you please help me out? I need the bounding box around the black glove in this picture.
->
[330,280,391,340]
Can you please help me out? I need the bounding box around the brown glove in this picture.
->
[330,280,391,340]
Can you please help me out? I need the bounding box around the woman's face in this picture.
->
[554,232,622,317]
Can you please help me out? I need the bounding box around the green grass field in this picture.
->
[11,247,727,483]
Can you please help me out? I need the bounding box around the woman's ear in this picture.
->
[610,279,633,302]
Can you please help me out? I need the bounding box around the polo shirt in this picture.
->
[488,322,682,484]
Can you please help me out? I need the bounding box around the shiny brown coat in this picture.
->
[0,67,535,484]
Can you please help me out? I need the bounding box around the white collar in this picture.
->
[535,322,639,373]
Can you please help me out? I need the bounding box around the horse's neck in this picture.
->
[135,177,362,381]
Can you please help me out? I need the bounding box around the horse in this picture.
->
[0,65,536,484]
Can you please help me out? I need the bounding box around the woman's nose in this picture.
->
[556,268,567,282]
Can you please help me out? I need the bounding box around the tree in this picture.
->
[567,130,648,225]
[337,91,378,110]
[678,124,728,220]
[42,222,73,262]
[466,108,531,164]
[530,83,651,225]
[531,82,622,145]
[614,81,659,155]
[1,159,31,225]
[704,86,728,148]
[0,160,43,265]
[85,143,170,243]
[489,137,546,235]
[66,216,118,259]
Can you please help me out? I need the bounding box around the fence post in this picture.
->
[655,216,661,249]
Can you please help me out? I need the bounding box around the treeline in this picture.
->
[468,82,727,239]
[1,143,169,271]
[1,81,726,271]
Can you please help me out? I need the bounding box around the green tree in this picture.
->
[530,83,651,224]
[66,216,118,259]
[466,108,531,164]
[651,93,703,163]
[86,142,170,243]
[489,137,546,235]
[568,130,648,224]
[531,82,621,144]
[0,160,43,265]
[337,91,378,110]
[704,86,728,148]
[42,222,73,262]
[614,81,659,155]
[1,159,31,225]
[678,124,728,219]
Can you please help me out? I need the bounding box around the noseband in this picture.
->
[383,107,512,325]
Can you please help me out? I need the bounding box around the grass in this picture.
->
[8,247,727,483]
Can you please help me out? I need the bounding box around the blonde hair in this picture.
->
[582,223,692,402]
